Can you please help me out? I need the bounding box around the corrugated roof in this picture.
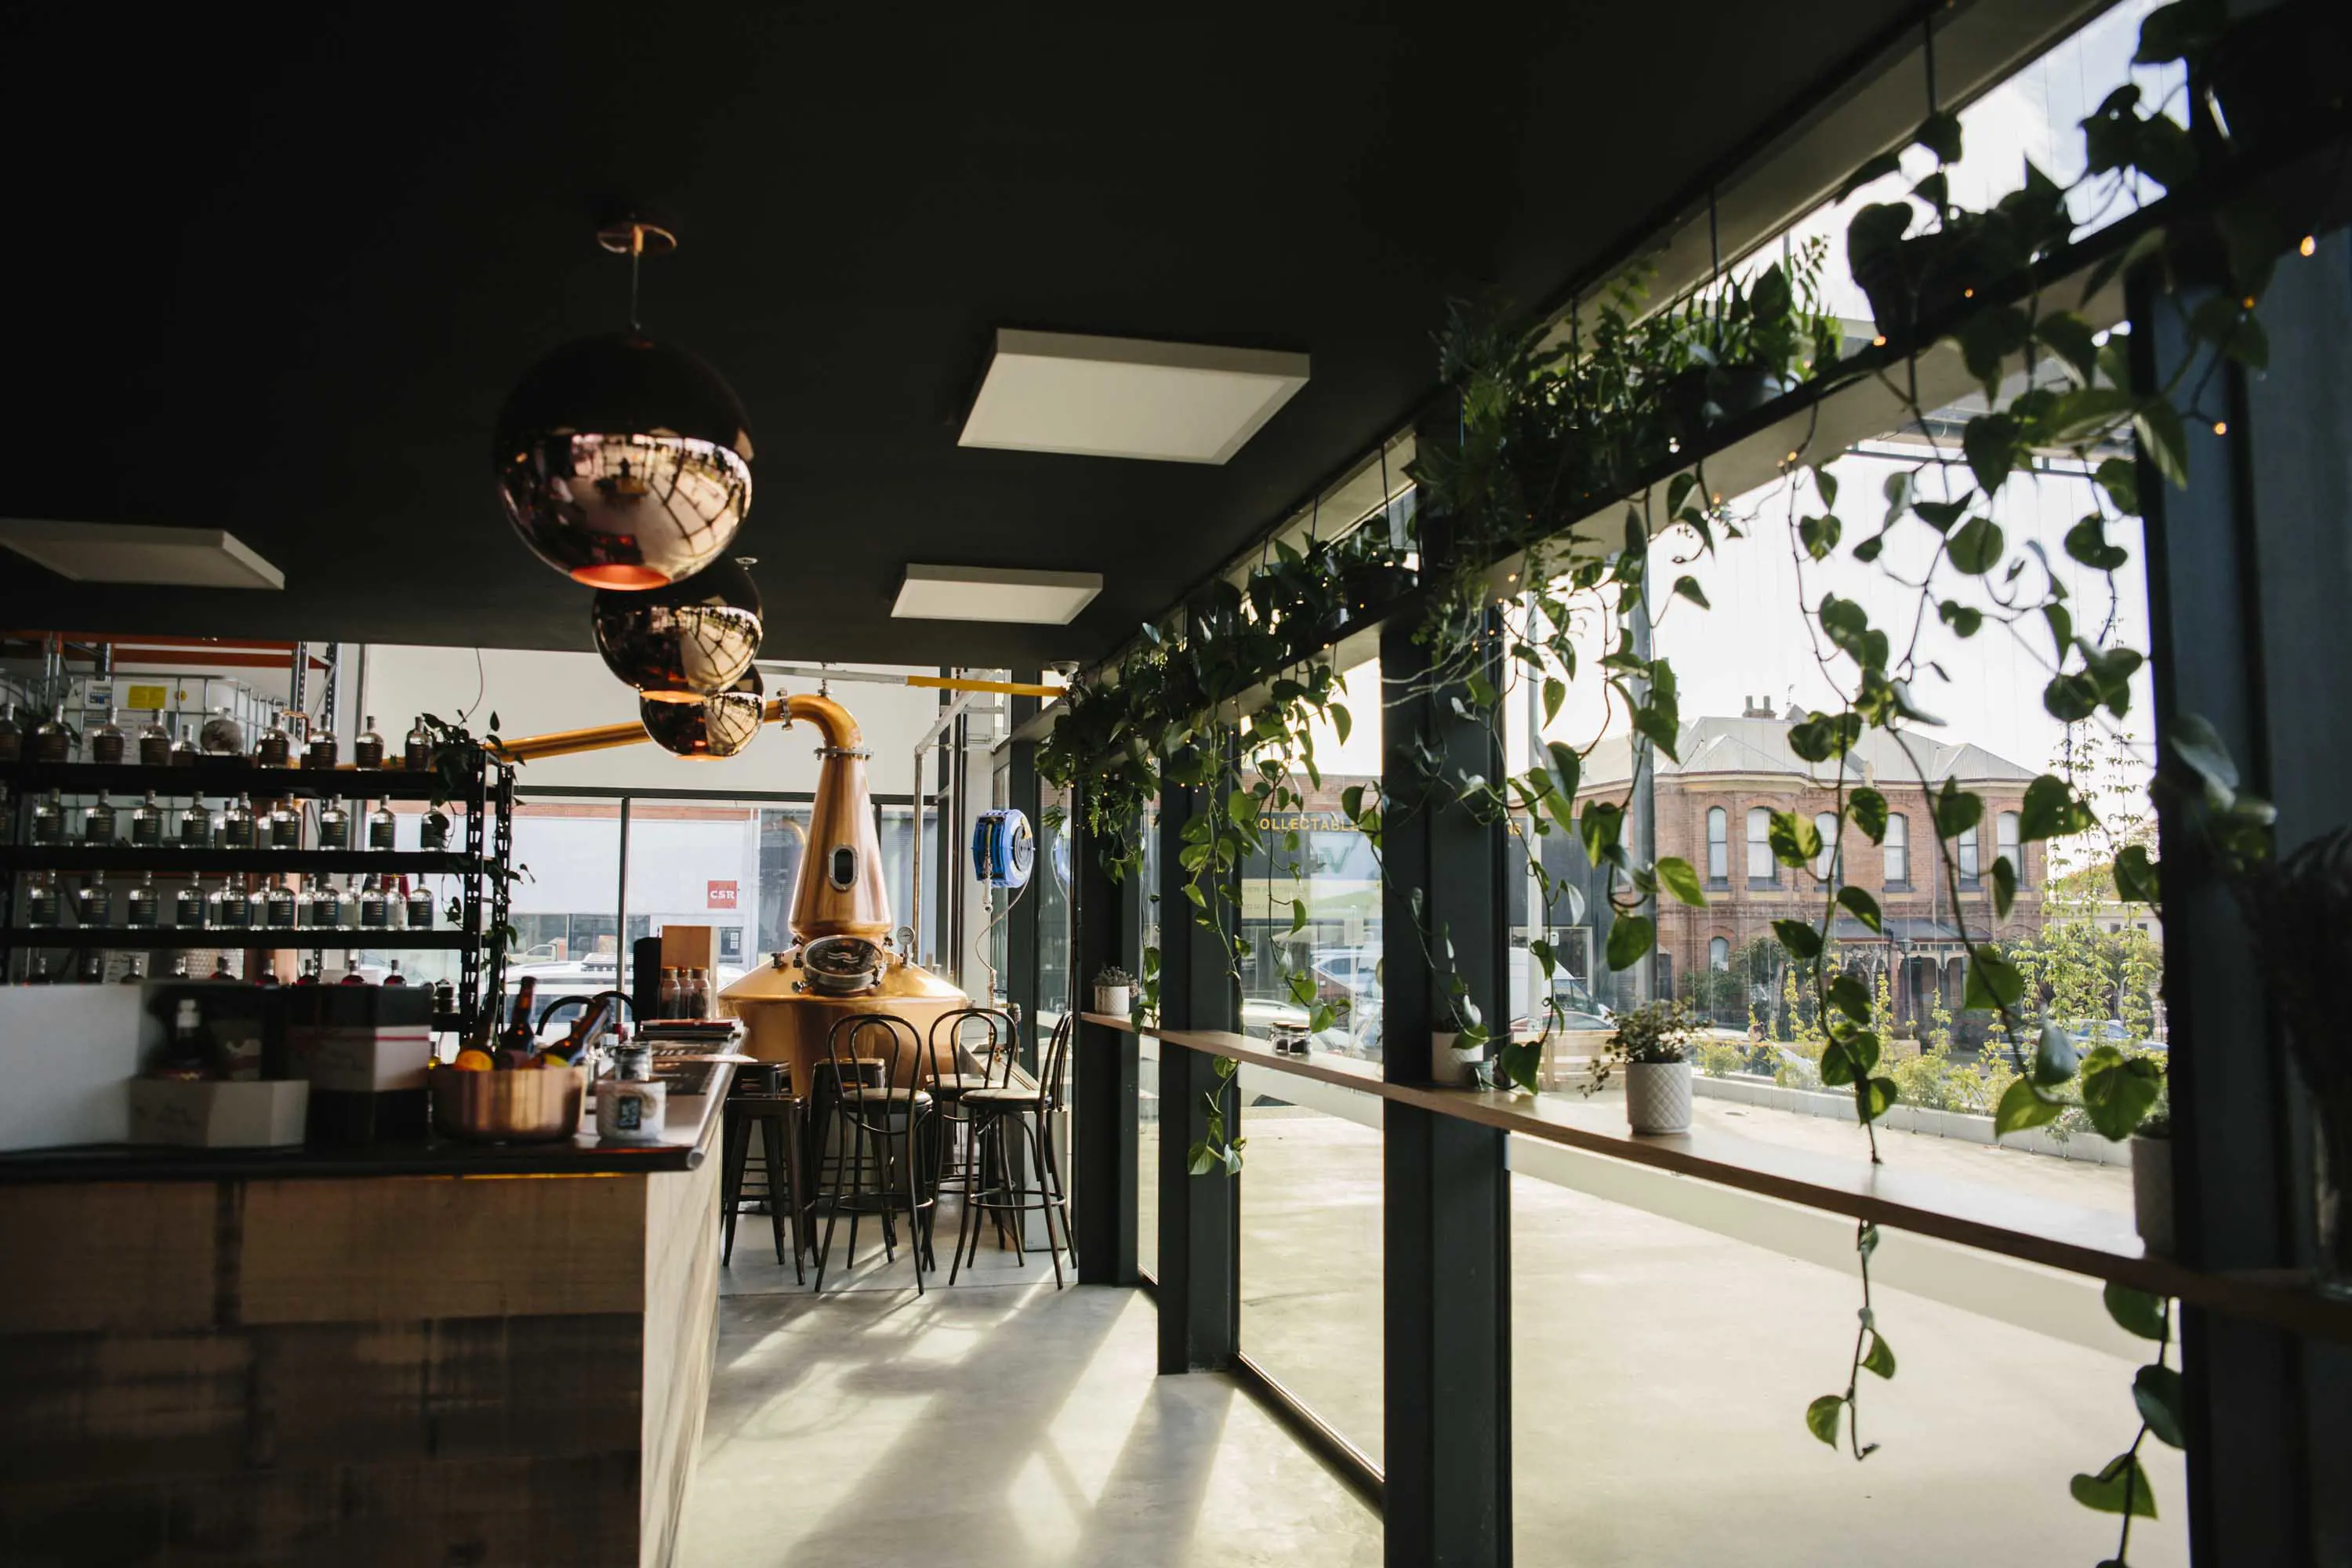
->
[1581,715,2035,790]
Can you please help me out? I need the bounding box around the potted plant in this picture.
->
[1431,1000,1491,1087]
[1655,250,1836,443]
[1092,964,1135,1017]
[2131,1105,2174,1258]
[1602,1000,1699,1134]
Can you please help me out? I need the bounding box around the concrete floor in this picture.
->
[681,1227,1381,1568]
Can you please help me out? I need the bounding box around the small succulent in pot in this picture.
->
[1594,1000,1700,1134]
[1092,964,1137,1017]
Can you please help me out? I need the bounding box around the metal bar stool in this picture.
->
[950,1013,1075,1287]
[720,1062,805,1281]
[813,1012,937,1294]
[928,1005,1020,1192]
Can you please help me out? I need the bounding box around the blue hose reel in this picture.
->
[971,808,1036,890]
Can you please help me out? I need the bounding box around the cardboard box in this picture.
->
[283,985,435,1144]
[0,985,155,1150]
[659,924,714,971]
[128,1078,310,1148]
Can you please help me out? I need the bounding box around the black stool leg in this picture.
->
[760,1114,791,1269]
[720,1103,752,1267]
[1024,1112,1065,1289]
[781,1101,807,1284]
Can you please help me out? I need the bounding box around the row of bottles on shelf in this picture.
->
[20,871,443,931]
[23,952,436,990]
[18,790,452,851]
[0,706,436,771]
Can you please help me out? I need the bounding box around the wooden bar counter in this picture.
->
[0,1065,733,1568]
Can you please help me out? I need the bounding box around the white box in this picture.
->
[0,986,153,1150]
[127,1079,310,1148]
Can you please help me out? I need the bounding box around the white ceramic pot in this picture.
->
[1094,984,1132,1017]
[1431,1030,1488,1087]
[2132,1134,2175,1257]
[1624,1059,1693,1134]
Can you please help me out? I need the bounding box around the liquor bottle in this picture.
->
[501,975,541,1057]
[354,716,386,769]
[119,956,143,984]
[367,799,397,850]
[169,956,191,978]
[0,702,20,762]
[31,790,64,845]
[384,958,407,986]
[267,800,300,850]
[314,877,349,927]
[255,711,293,767]
[127,873,160,929]
[89,707,125,765]
[243,880,269,929]
[404,876,434,928]
[73,873,112,927]
[358,873,388,929]
[174,877,207,928]
[318,798,352,850]
[169,724,200,766]
[178,797,213,848]
[264,876,297,927]
[337,956,366,985]
[303,717,338,771]
[154,1000,212,1080]
[136,713,172,766]
[26,955,53,984]
[129,790,163,848]
[541,994,614,1065]
[404,716,432,771]
[220,794,256,850]
[419,810,451,851]
[296,957,321,985]
[82,793,117,845]
[76,950,104,984]
[29,707,74,763]
[209,954,237,981]
[211,880,250,930]
[24,871,61,927]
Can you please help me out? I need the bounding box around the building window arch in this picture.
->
[1997,810,2024,887]
[1958,822,1981,887]
[1813,811,1840,882]
[1708,935,1730,971]
[1884,812,1909,887]
[1746,807,1773,884]
[1706,807,1729,883]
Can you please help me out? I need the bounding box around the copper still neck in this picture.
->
[766,695,891,942]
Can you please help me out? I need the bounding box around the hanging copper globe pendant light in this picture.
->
[494,220,756,589]
[641,666,764,760]
[593,554,763,702]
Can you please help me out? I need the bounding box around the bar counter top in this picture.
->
[0,1058,737,1184]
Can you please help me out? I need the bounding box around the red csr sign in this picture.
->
[706,880,739,909]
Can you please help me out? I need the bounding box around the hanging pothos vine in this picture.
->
[1040,1,2333,1557]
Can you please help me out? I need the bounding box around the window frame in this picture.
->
[1883,811,1910,889]
[1744,806,1776,887]
[1705,806,1730,884]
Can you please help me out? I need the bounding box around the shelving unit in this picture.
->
[1,751,517,1029]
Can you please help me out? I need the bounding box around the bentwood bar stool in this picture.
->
[927,1005,1020,1186]
[950,1012,1074,1288]
[812,1012,937,1294]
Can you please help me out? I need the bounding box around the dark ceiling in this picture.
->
[0,1,1914,668]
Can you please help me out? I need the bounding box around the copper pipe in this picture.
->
[492,692,865,763]
[904,674,1064,699]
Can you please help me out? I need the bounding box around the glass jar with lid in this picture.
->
[30,708,75,763]
[31,790,64,845]
[0,702,21,762]
[303,717,339,771]
[199,706,244,757]
[169,724,200,766]
[209,880,250,929]
[82,793,117,845]
[73,873,112,927]
[137,712,172,767]
[88,707,126,765]
[367,800,398,850]
[129,791,164,848]
[267,799,301,850]
[174,877,208,928]
[318,798,352,850]
[220,794,256,850]
[24,871,61,927]
[358,873,389,929]
[263,876,298,927]
[178,797,214,848]
[127,873,161,929]
[255,710,294,768]
[354,715,386,769]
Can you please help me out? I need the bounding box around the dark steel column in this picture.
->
[1156,762,1241,1371]
[1380,579,1512,1564]
[1071,787,1139,1287]
[2134,228,2352,1565]
[1006,674,1043,1054]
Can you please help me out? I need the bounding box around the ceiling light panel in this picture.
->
[958,329,1308,464]
[892,564,1103,625]
[0,519,285,589]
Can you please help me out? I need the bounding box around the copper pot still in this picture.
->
[718,695,968,1080]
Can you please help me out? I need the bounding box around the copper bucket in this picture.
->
[431,1065,587,1143]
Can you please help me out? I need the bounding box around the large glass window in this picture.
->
[1811,811,1839,882]
[1747,808,1774,884]
[1998,811,2024,887]
[1958,824,1981,887]
[1883,812,1910,888]
[1706,806,1729,883]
